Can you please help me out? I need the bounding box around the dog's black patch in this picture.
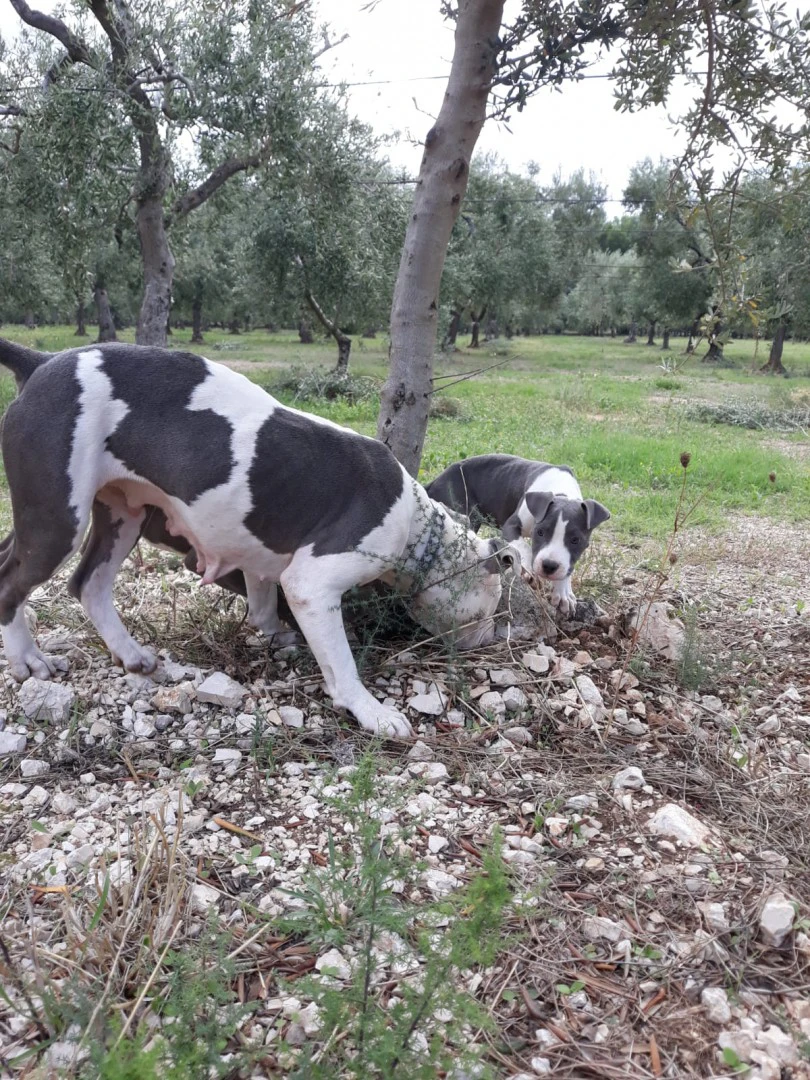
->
[100,347,234,503]
[245,408,404,556]
[67,499,121,600]
[427,453,572,528]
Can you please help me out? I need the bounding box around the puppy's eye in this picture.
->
[535,529,545,539]
[570,537,580,547]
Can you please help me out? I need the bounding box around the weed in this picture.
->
[676,603,713,690]
[687,398,810,432]
[271,366,379,405]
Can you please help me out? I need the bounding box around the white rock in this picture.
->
[582,915,627,944]
[191,882,221,913]
[315,948,351,981]
[503,686,528,712]
[756,715,781,736]
[530,1057,552,1075]
[428,835,448,854]
[18,678,75,724]
[628,600,685,661]
[522,651,550,674]
[66,845,95,869]
[51,792,77,815]
[648,803,711,847]
[20,758,49,778]
[0,730,27,756]
[407,740,434,762]
[575,675,603,707]
[479,690,505,713]
[196,672,247,709]
[133,716,156,739]
[108,858,134,889]
[503,726,533,746]
[22,785,49,809]
[550,657,576,679]
[756,1025,798,1065]
[235,713,259,735]
[759,892,795,948]
[408,689,446,715]
[278,706,304,729]
[719,1028,754,1063]
[697,902,730,934]
[410,762,449,786]
[213,748,242,765]
[748,1050,781,1080]
[422,868,462,896]
[612,766,646,791]
[151,685,193,714]
[489,668,523,687]
[701,986,731,1024]
[565,793,598,812]
[797,753,810,773]
[544,815,568,837]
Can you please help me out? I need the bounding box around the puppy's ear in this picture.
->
[525,491,555,524]
[482,536,517,574]
[583,500,611,531]
[502,512,523,541]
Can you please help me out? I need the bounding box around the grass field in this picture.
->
[0,325,808,543]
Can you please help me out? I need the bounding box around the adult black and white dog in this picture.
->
[426,453,610,616]
[0,340,520,738]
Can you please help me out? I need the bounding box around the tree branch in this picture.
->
[294,254,349,345]
[168,151,266,223]
[7,0,93,66]
[0,104,26,117]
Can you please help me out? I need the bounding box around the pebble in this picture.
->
[408,689,446,715]
[582,915,627,943]
[278,706,304,729]
[612,766,645,790]
[20,758,49,778]
[502,686,528,712]
[701,986,731,1024]
[0,730,27,756]
[315,948,352,981]
[502,726,533,746]
[196,672,247,709]
[407,740,434,762]
[422,868,462,896]
[489,668,524,687]
[191,882,221,913]
[648,803,711,847]
[151,685,193,715]
[575,675,603,707]
[759,891,795,947]
[18,678,75,724]
[522,651,550,674]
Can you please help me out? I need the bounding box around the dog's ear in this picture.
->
[483,537,519,575]
[525,491,555,524]
[583,500,611,531]
[501,512,523,541]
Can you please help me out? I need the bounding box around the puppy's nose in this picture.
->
[541,560,559,576]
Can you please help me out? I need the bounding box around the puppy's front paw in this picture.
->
[550,580,577,617]
[355,702,414,739]
[113,642,157,675]
[7,647,66,681]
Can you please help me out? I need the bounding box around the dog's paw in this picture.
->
[267,628,301,649]
[6,647,67,681]
[112,642,157,675]
[550,580,577,617]
[355,703,414,739]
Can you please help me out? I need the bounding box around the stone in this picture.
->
[697,901,730,934]
[627,601,685,661]
[612,766,646,791]
[550,657,576,679]
[522,651,550,674]
[407,740,434,762]
[759,891,795,948]
[151,685,193,715]
[278,706,304,729]
[18,678,75,725]
[213,748,242,765]
[51,792,77,815]
[701,986,731,1024]
[108,858,134,890]
[530,1057,552,1075]
[196,672,247,709]
[718,1029,754,1063]
[489,668,523,688]
[408,689,446,715]
[503,686,528,712]
[191,882,220,913]
[422,868,462,896]
[66,844,95,869]
[409,762,449,786]
[575,675,603,707]
[22,785,49,809]
[503,726,533,746]
[315,948,351,981]
[582,915,627,944]
[0,730,27,756]
[648,803,711,847]
[565,793,598,812]
[20,758,49,778]
[756,1026,797,1065]
[133,716,156,739]
[756,715,781,736]
[478,691,505,714]
[428,835,448,854]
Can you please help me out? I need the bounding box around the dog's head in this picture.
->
[408,519,521,650]
[525,493,610,584]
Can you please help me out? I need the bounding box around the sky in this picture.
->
[0,0,744,203]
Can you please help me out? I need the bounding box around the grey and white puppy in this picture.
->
[426,453,610,615]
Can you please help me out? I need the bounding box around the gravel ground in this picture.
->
[0,515,808,1079]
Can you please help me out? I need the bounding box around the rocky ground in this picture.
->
[0,516,808,1079]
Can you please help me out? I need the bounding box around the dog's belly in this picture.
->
[104,479,293,584]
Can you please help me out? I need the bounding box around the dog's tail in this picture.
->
[0,338,51,392]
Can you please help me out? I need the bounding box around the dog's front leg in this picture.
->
[280,558,413,738]
[550,576,577,616]
[243,574,299,646]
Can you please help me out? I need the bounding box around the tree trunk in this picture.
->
[24,311,35,329]
[623,321,637,344]
[95,282,117,342]
[229,318,240,334]
[298,320,314,344]
[75,300,87,336]
[485,315,498,340]
[376,0,504,475]
[761,321,788,374]
[685,316,700,354]
[646,322,655,346]
[135,195,175,347]
[702,310,725,363]
[191,294,204,344]
[661,328,670,350]
[301,285,352,372]
[443,308,462,350]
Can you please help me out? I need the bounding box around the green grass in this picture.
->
[0,326,808,541]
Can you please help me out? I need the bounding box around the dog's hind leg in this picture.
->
[67,494,156,674]
[243,574,299,646]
